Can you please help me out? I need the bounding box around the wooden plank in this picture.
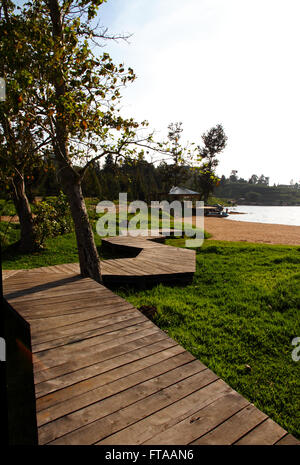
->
[34,338,179,398]
[59,263,80,273]
[143,391,249,445]
[98,379,231,445]
[37,351,196,427]
[33,320,154,367]
[2,233,196,289]
[33,332,168,384]
[141,247,194,257]
[100,234,195,280]
[33,326,161,373]
[234,418,288,445]
[4,273,103,290]
[32,315,147,353]
[4,280,102,296]
[120,256,179,274]
[103,259,146,276]
[143,252,195,265]
[191,403,268,445]
[4,274,97,288]
[4,273,85,288]
[5,242,297,446]
[107,258,172,276]
[50,264,78,274]
[2,269,22,280]
[28,301,138,331]
[5,281,107,303]
[134,257,184,274]
[36,345,186,412]
[41,362,214,445]
[137,257,194,274]
[30,307,139,345]
[17,294,127,319]
[11,289,122,313]
[101,260,136,275]
[275,434,300,445]
[3,270,73,282]
[141,253,195,268]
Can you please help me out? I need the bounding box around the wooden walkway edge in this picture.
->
[3,235,299,445]
[3,234,195,288]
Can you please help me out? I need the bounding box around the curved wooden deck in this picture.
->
[3,236,299,445]
[101,234,195,286]
[3,234,195,288]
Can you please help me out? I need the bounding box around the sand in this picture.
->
[197,217,300,246]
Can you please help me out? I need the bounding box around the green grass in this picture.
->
[207,195,234,206]
[0,219,209,269]
[0,222,106,269]
[1,216,299,438]
[0,199,17,216]
[117,239,300,439]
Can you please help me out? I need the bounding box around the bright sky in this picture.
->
[96,0,300,185]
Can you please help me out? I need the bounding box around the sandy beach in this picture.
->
[201,217,300,246]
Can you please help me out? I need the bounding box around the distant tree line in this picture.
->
[226,171,270,186]
[1,123,228,204]
[214,171,300,205]
[2,151,298,211]
[7,151,218,203]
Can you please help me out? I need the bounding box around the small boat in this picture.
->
[206,211,229,218]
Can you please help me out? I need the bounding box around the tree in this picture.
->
[245,191,262,203]
[5,0,158,282]
[229,170,238,183]
[167,122,186,186]
[153,122,193,192]
[196,124,227,202]
[0,1,51,251]
[103,153,116,173]
[249,174,258,184]
[258,174,269,185]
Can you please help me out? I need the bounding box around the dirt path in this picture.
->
[0,215,19,223]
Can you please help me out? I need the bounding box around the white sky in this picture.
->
[96,0,300,185]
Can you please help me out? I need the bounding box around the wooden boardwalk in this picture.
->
[3,275,298,444]
[100,234,195,286]
[2,235,195,288]
[3,236,299,445]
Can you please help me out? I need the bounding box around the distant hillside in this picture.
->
[214,182,300,206]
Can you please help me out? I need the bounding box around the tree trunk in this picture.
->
[59,168,102,283]
[46,0,101,283]
[11,173,38,252]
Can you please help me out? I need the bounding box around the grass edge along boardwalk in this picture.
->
[3,236,299,445]
[2,233,196,286]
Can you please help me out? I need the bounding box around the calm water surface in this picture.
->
[227,205,300,226]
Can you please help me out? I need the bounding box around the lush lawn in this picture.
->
[1,215,299,438]
[117,239,300,439]
[0,220,129,268]
[0,199,18,216]
[2,229,80,269]
[0,201,208,268]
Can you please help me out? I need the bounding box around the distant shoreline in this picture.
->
[230,204,300,207]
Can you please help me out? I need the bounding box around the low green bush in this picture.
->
[33,192,73,247]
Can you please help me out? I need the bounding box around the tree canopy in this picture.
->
[0,0,228,279]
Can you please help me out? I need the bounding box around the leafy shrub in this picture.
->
[0,199,17,216]
[33,192,73,247]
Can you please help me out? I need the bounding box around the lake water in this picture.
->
[227,205,300,226]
